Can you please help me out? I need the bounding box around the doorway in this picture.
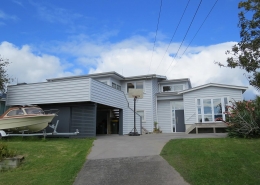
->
[171,101,185,132]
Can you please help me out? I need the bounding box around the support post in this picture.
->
[129,96,140,136]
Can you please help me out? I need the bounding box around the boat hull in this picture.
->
[0,115,55,133]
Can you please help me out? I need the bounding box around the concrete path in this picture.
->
[74,133,227,185]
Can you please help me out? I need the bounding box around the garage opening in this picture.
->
[96,104,122,135]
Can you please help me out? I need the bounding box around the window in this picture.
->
[197,99,202,122]
[136,82,143,89]
[7,109,24,116]
[25,108,43,114]
[162,85,184,92]
[136,110,145,122]
[112,82,117,89]
[196,97,229,122]
[127,81,144,92]
[163,86,171,92]
[112,82,121,91]
[127,82,135,92]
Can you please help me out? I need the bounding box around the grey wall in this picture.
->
[40,103,96,137]
[71,104,96,137]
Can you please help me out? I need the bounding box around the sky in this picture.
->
[0,0,258,99]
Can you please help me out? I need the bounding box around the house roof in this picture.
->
[177,83,248,94]
[47,71,167,82]
[47,71,125,82]
[124,74,166,80]
[159,78,192,88]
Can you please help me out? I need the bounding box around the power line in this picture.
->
[165,0,202,75]
[155,0,191,73]
[148,0,163,74]
[179,0,219,58]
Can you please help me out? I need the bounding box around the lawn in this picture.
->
[161,138,260,185]
[0,137,94,185]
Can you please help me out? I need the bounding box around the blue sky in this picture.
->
[2,0,240,47]
[0,0,257,99]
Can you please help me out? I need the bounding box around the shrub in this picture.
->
[223,97,260,138]
[153,122,162,133]
[0,142,16,161]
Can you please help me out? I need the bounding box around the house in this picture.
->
[5,71,247,137]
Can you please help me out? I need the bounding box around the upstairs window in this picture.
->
[112,82,117,89]
[136,82,143,89]
[117,85,121,91]
[127,83,135,92]
[127,81,144,92]
[162,85,184,92]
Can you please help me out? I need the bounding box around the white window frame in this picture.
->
[126,81,145,93]
[162,84,185,92]
[136,110,145,122]
[195,96,229,123]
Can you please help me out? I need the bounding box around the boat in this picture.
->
[0,106,56,133]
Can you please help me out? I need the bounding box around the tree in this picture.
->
[0,55,10,93]
[217,0,260,90]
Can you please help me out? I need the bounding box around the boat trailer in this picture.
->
[0,120,79,138]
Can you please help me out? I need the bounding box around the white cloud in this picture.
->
[86,38,257,99]
[0,41,81,84]
[1,36,258,100]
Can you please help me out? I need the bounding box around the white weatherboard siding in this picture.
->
[93,77,111,85]
[6,79,91,106]
[152,79,159,126]
[122,79,154,132]
[157,100,172,133]
[183,86,243,125]
[90,79,141,134]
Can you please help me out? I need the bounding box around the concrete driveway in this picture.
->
[74,133,227,185]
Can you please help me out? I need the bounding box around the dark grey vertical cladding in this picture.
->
[119,109,123,135]
[48,107,70,133]
[71,104,96,137]
[39,106,71,134]
[176,110,185,132]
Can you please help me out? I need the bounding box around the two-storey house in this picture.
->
[5,71,247,137]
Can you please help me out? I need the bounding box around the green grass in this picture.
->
[161,138,260,185]
[0,137,94,185]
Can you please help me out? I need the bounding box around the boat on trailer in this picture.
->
[0,105,56,133]
[0,105,79,138]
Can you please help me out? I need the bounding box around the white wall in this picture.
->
[157,100,172,133]
[122,79,154,132]
[6,78,91,105]
[183,86,243,125]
